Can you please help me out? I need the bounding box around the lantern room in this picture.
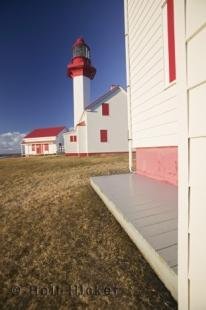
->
[72,37,90,59]
[67,37,96,80]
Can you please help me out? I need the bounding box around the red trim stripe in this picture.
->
[136,146,178,186]
[167,0,176,82]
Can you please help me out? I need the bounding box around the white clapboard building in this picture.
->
[21,126,66,156]
[90,1,206,309]
[64,38,128,156]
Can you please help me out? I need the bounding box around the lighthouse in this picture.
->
[67,37,96,127]
[64,36,128,157]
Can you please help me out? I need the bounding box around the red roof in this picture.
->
[24,126,66,139]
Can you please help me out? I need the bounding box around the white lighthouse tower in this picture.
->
[67,37,96,127]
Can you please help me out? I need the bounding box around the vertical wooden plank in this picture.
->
[175,0,189,308]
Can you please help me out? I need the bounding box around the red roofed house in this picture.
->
[21,126,67,156]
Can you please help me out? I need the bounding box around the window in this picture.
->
[73,45,90,59]
[100,130,108,142]
[70,135,77,142]
[162,0,176,85]
[102,103,109,116]
[32,144,35,151]
[44,144,49,151]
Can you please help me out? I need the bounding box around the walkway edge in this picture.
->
[90,177,178,301]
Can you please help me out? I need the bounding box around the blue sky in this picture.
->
[0,0,126,153]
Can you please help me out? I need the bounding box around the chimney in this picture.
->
[110,84,118,90]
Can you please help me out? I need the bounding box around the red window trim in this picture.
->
[102,103,109,116]
[70,135,77,142]
[36,144,42,154]
[100,130,108,142]
[44,144,49,151]
[32,144,35,151]
[167,0,176,82]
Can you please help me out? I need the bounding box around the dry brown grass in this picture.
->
[0,155,177,309]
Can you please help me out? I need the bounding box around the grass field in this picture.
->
[0,155,177,309]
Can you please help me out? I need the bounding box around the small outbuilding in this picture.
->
[21,126,67,156]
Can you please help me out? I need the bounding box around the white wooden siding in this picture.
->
[126,0,206,307]
[23,136,55,143]
[49,143,57,154]
[189,139,206,308]
[189,83,206,137]
[186,0,206,308]
[126,0,178,147]
[64,132,78,153]
[77,126,87,153]
[189,188,206,309]
[23,142,56,155]
[186,0,206,39]
[190,138,206,188]
[187,26,206,88]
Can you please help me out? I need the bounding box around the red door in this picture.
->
[36,144,42,154]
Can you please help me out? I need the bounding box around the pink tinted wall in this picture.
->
[136,147,178,186]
